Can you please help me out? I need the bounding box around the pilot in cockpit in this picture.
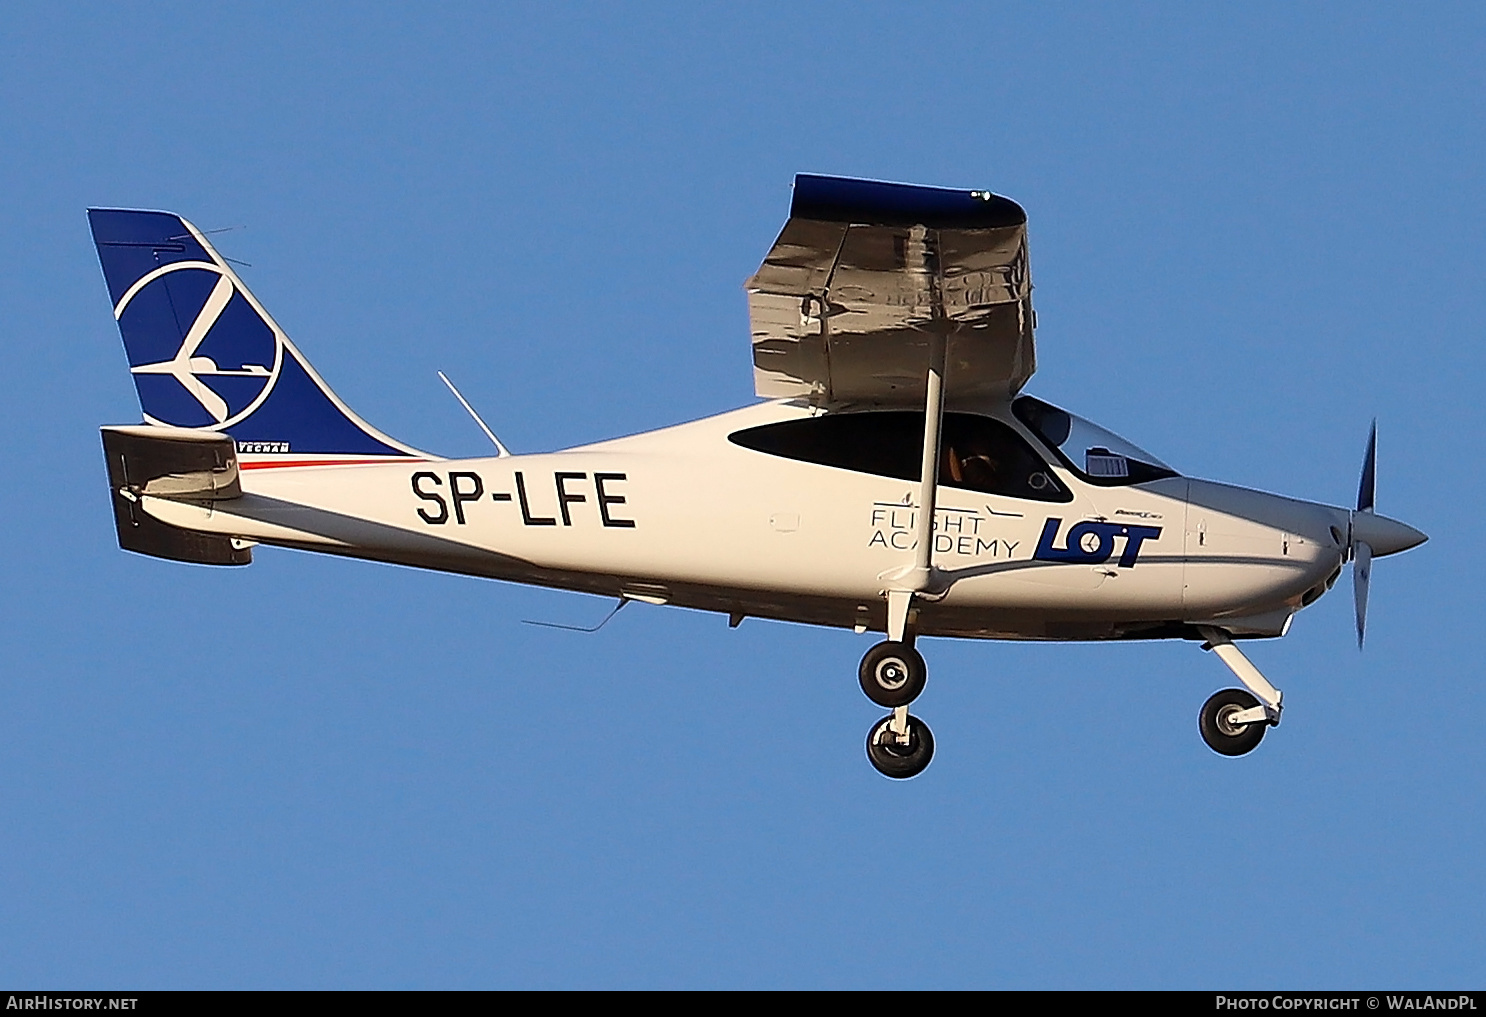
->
[941,441,1000,491]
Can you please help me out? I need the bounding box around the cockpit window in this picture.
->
[1012,395,1178,486]
[728,410,1072,502]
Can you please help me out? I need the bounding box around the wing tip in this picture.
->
[790,173,1026,229]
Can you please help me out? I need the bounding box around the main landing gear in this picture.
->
[859,641,926,707]
[1196,627,1283,757]
[860,640,934,779]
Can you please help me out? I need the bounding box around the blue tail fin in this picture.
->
[88,208,427,462]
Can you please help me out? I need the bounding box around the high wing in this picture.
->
[746,174,1034,407]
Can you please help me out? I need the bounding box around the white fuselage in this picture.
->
[141,399,1351,641]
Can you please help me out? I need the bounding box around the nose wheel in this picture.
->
[859,640,935,778]
[1199,688,1268,756]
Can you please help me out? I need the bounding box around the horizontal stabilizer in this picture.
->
[101,425,250,565]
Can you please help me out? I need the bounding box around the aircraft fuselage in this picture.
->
[142,399,1351,642]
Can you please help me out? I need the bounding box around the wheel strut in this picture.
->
[890,705,910,743]
[1197,626,1283,726]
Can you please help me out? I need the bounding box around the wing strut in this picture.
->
[885,325,951,649]
[910,329,948,594]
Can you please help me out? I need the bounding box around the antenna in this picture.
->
[522,598,628,633]
[174,227,252,266]
[437,371,510,457]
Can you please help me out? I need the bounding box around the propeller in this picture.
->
[1347,420,1427,648]
[1353,421,1376,648]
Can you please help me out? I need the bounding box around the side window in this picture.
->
[939,413,1069,501]
[728,412,922,482]
[728,411,1071,502]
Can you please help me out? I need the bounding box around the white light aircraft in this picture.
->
[90,175,1426,778]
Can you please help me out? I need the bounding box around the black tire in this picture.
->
[1199,688,1268,757]
[858,641,927,708]
[866,714,935,779]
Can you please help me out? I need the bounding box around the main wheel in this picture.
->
[858,641,927,707]
[1199,688,1268,756]
[866,714,934,779]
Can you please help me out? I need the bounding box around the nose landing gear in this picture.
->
[1196,627,1282,757]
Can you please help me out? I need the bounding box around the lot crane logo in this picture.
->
[113,260,283,429]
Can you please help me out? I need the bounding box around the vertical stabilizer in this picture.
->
[89,208,431,465]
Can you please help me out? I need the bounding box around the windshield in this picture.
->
[1012,396,1178,486]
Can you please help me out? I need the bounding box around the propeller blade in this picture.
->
[1357,419,1377,513]
[1353,539,1372,649]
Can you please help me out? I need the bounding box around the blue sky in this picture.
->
[0,2,1481,988]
